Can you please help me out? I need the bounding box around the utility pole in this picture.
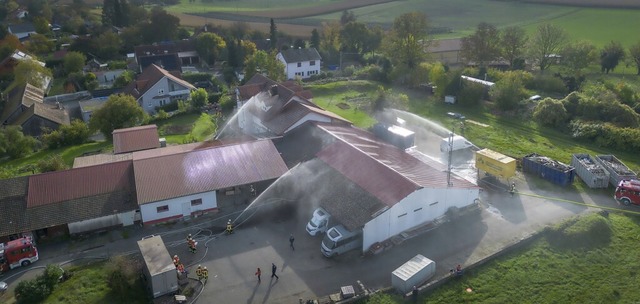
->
[447,127,454,187]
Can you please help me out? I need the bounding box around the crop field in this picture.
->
[163,0,640,45]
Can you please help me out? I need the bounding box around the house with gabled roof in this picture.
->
[123,64,196,114]
[276,48,322,80]
[132,139,288,224]
[273,122,480,254]
[1,83,68,136]
[231,74,350,138]
[7,23,36,40]
[134,40,200,73]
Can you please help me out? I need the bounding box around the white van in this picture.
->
[306,207,331,236]
[321,225,362,257]
[440,135,473,152]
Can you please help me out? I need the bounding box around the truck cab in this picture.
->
[615,179,640,206]
[306,207,330,236]
[0,237,39,273]
[321,225,362,257]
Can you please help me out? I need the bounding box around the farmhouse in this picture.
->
[274,122,480,253]
[231,74,349,138]
[276,48,322,80]
[123,64,196,114]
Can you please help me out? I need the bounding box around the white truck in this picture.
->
[321,225,362,257]
[306,207,331,236]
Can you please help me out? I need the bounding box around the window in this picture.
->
[310,60,316,66]
[397,213,407,218]
[157,205,169,213]
[413,207,423,212]
[191,199,203,206]
[297,62,302,67]
[147,102,152,108]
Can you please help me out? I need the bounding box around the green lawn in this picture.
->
[307,80,379,128]
[360,213,640,303]
[155,112,218,144]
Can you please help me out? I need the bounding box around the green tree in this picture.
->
[560,40,597,75]
[629,41,640,75]
[269,18,278,50]
[501,26,528,69]
[63,51,87,75]
[340,22,370,54]
[102,0,129,27]
[533,98,568,127]
[310,29,320,50]
[244,50,285,82]
[42,119,91,148]
[33,16,51,34]
[490,71,527,110]
[384,12,429,70]
[95,32,122,60]
[190,88,209,109]
[112,70,134,88]
[320,22,341,64]
[24,33,54,55]
[196,32,227,65]
[143,7,178,43]
[528,24,567,72]
[600,41,625,74]
[461,22,501,68]
[340,10,356,25]
[13,59,53,89]
[429,62,447,98]
[89,94,147,138]
[0,126,37,159]
[84,72,98,91]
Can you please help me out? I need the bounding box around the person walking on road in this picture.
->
[255,267,261,282]
[289,234,295,251]
[271,263,279,280]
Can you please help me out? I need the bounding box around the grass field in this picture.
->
[361,212,640,303]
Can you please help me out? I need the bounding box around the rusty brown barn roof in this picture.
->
[315,123,477,206]
[133,139,288,205]
[112,124,160,154]
[27,161,134,208]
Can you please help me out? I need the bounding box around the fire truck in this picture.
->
[615,179,640,206]
[0,237,39,273]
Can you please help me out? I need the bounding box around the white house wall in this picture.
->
[285,113,331,133]
[362,187,479,252]
[139,77,191,114]
[140,191,217,225]
[276,54,321,80]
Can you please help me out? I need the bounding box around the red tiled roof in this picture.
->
[27,161,134,208]
[113,124,160,154]
[315,123,477,206]
[133,139,288,204]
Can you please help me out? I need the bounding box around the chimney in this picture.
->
[269,85,278,96]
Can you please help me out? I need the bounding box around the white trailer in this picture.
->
[138,235,178,298]
[391,254,436,294]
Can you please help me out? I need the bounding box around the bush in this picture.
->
[570,121,640,152]
[154,109,170,120]
[0,126,38,159]
[42,120,91,149]
[533,98,568,128]
[158,101,179,113]
[105,256,144,302]
[457,82,484,106]
[530,74,568,95]
[182,73,213,84]
[37,155,68,172]
[218,94,235,112]
[14,264,64,304]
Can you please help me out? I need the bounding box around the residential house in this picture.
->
[276,48,322,80]
[1,83,69,136]
[112,125,160,154]
[7,23,36,40]
[231,74,349,138]
[123,64,196,114]
[134,40,200,73]
[0,51,51,92]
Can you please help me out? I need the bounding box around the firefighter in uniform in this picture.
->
[186,234,192,242]
[201,266,209,283]
[188,238,197,253]
[510,182,516,196]
[196,265,203,281]
[177,263,186,274]
[173,255,180,268]
[226,219,234,234]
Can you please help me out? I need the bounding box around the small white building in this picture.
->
[132,139,289,225]
[123,64,195,114]
[276,48,321,80]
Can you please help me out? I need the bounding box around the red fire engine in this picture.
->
[0,237,39,273]
[615,179,640,206]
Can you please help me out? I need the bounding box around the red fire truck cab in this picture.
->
[0,237,39,273]
[615,179,640,206]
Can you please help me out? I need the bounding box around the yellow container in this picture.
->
[475,149,516,179]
